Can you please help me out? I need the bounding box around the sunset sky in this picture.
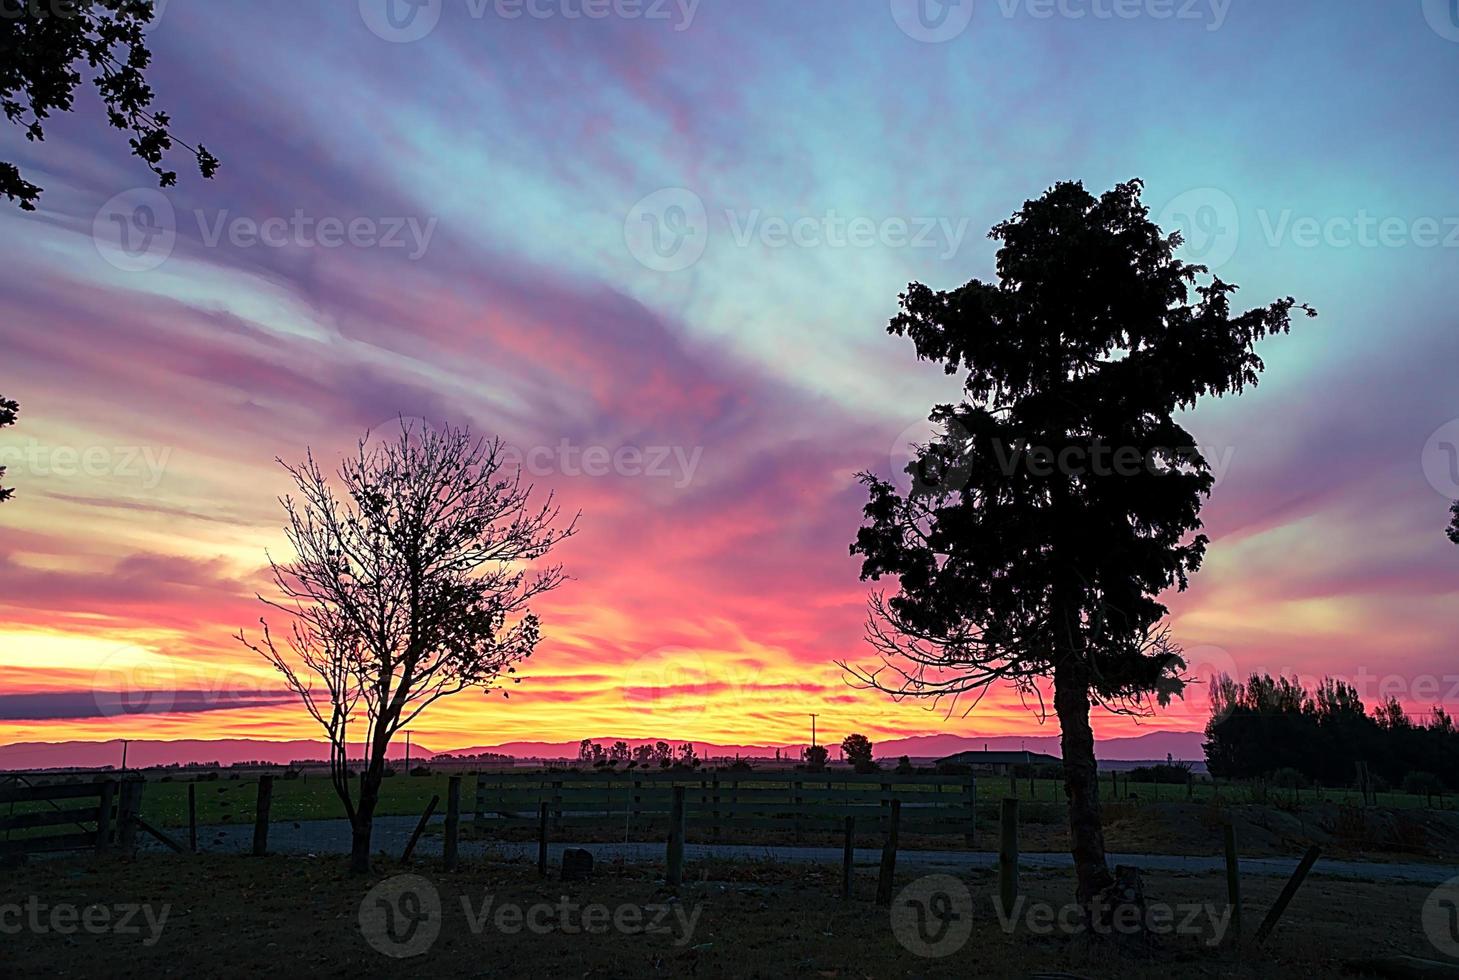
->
[2,0,1457,759]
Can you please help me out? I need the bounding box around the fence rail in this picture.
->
[472,771,977,840]
[0,777,143,857]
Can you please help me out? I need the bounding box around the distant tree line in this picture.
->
[1204,673,1458,791]
[577,739,697,769]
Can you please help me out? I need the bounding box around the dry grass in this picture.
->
[0,852,1449,978]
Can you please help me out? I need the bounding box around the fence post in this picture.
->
[964,775,977,847]
[711,772,721,843]
[551,779,564,831]
[875,799,901,906]
[998,798,1019,915]
[1009,770,1017,797]
[117,780,142,856]
[1255,846,1321,945]
[842,815,855,901]
[252,775,273,857]
[95,780,116,855]
[666,785,685,889]
[1223,822,1241,945]
[792,778,803,844]
[188,782,198,853]
[443,775,461,871]
[400,794,440,864]
[537,801,549,877]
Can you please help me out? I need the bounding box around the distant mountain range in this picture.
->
[0,730,1206,771]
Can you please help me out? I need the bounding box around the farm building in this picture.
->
[935,749,1061,775]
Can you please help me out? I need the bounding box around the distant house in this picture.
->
[935,749,1061,775]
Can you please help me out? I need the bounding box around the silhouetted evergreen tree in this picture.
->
[847,179,1314,906]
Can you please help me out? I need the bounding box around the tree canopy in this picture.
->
[0,394,16,503]
[847,178,1314,903]
[1,0,217,210]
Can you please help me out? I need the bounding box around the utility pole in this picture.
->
[404,730,413,771]
[120,739,129,772]
[810,714,818,748]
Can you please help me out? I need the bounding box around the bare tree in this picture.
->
[238,421,576,873]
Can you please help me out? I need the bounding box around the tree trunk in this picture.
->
[1054,660,1113,905]
[351,758,384,874]
[350,807,374,875]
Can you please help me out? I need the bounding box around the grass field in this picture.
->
[7,770,1455,862]
[83,770,1457,828]
[0,851,1448,978]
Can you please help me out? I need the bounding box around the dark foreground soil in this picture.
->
[1,853,1452,978]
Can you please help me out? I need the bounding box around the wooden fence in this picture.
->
[473,771,978,841]
[0,777,145,857]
